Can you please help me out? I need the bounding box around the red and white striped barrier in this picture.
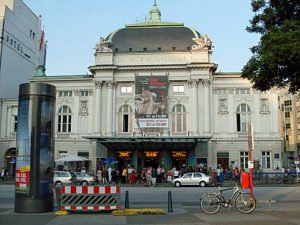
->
[61,185,120,195]
[56,185,121,211]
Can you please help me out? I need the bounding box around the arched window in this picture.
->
[236,103,251,132]
[118,105,133,133]
[172,104,186,133]
[58,106,72,132]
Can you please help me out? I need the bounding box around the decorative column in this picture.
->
[188,79,198,135]
[94,81,102,135]
[6,106,12,137]
[106,81,114,136]
[202,79,210,134]
[73,90,80,134]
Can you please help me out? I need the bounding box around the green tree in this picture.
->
[242,0,300,93]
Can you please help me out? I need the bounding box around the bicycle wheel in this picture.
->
[235,193,256,214]
[200,193,221,214]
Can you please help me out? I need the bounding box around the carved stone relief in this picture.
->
[218,98,228,114]
[80,100,89,116]
[202,79,210,87]
[260,98,270,114]
[192,35,212,50]
[188,79,198,88]
[94,80,103,88]
[95,37,112,53]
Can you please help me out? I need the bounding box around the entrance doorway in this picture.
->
[144,151,160,169]
[217,152,229,170]
[114,151,132,172]
[5,148,16,177]
[172,158,187,170]
[144,157,159,169]
[171,151,188,170]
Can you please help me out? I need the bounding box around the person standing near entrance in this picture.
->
[1,168,5,182]
[173,168,179,179]
[167,168,172,182]
[234,167,239,182]
[122,167,127,183]
[146,167,152,186]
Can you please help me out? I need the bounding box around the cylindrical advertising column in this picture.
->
[15,83,56,213]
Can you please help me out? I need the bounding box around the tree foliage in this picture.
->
[242,0,300,93]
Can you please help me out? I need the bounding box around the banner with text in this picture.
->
[135,76,168,128]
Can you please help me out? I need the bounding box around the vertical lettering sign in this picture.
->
[135,76,168,128]
[15,98,31,195]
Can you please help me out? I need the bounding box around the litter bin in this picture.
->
[241,171,250,188]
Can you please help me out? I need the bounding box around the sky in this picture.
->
[23,0,260,76]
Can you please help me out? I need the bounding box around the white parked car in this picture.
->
[172,172,211,187]
[53,171,76,187]
[74,172,96,185]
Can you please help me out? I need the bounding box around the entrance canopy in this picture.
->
[83,136,211,151]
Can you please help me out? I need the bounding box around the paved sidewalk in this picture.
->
[1,204,300,225]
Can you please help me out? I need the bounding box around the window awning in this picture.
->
[83,136,211,151]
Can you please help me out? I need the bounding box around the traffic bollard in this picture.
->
[125,190,129,209]
[168,191,173,213]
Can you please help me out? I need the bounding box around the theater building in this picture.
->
[0,3,283,173]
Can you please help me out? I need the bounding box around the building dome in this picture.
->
[104,2,201,52]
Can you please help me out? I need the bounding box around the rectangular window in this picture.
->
[123,115,129,132]
[236,88,250,95]
[285,112,290,118]
[173,85,184,93]
[80,90,89,96]
[284,100,292,106]
[121,86,132,93]
[58,91,73,97]
[14,116,18,132]
[59,151,68,157]
[78,152,89,158]
[240,152,249,169]
[236,114,241,131]
[262,151,271,169]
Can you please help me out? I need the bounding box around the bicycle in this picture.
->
[137,177,147,187]
[200,182,256,214]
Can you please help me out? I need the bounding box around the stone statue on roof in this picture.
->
[192,34,212,50]
[95,37,112,52]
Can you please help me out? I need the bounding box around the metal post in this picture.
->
[248,123,254,196]
[125,190,129,209]
[168,191,173,213]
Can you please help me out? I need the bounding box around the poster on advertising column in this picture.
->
[135,76,168,128]
[15,98,31,195]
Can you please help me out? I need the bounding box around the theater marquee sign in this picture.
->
[135,76,168,128]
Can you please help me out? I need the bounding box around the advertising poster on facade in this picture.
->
[15,98,31,195]
[135,76,168,128]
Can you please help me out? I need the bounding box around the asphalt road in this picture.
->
[1,184,300,225]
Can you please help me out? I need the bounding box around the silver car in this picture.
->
[74,172,96,185]
[172,172,211,187]
[53,171,76,187]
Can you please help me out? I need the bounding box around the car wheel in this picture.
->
[175,181,181,187]
[81,181,88,186]
[200,181,206,187]
[55,181,62,187]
